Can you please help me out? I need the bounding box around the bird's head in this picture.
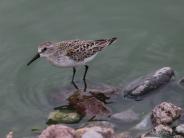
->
[38,41,55,57]
[27,41,55,66]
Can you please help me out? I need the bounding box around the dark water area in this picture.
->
[0,0,184,137]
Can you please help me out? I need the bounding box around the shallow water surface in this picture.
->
[0,0,184,137]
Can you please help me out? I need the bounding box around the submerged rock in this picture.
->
[123,67,174,99]
[134,114,152,130]
[80,121,115,129]
[112,109,140,123]
[49,82,119,105]
[39,125,75,138]
[151,102,182,126]
[75,126,115,138]
[47,108,82,124]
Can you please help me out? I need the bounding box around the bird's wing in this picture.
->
[58,38,117,62]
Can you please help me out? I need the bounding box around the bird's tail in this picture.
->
[108,37,117,45]
[92,37,117,52]
[95,37,117,46]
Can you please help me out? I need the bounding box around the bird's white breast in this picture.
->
[46,54,97,68]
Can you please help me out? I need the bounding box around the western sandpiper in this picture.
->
[27,37,117,91]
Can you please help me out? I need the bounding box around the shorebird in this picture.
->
[27,37,117,91]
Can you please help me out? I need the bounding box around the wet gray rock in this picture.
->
[39,125,75,138]
[123,67,174,99]
[134,113,152,130]
[176,124,184,136]
[75,126,115,138]
[112,109,140,123]
[151,102,182,126]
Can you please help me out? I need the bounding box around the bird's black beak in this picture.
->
[27,53,40,66]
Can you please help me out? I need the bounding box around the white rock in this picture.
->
[176,124,184,135]
[82,130,103,138]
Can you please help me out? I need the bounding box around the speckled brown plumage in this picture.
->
[56,37,117,62]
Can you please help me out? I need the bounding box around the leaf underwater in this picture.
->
[67,91,112,119]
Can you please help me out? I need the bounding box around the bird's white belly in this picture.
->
[47,54,97,68]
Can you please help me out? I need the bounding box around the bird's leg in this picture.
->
[83,65,89,92]
[71,67,79,90]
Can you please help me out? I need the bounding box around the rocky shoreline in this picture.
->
[6,67,184,138]
[7,102,184,138]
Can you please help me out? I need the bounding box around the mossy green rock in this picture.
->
[47,109,82,124]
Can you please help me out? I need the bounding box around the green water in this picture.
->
[0,0,184,137]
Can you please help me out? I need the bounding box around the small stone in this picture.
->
[47,109,82,124]
[75,126,115,138]
[176,124,184,135]
[82,130,103,138]
[152,124,173,136]
[112,109,139,123]
[151,102,182,126]
[39,125,75,138]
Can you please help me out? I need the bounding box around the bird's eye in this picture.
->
[42,47,47,52]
